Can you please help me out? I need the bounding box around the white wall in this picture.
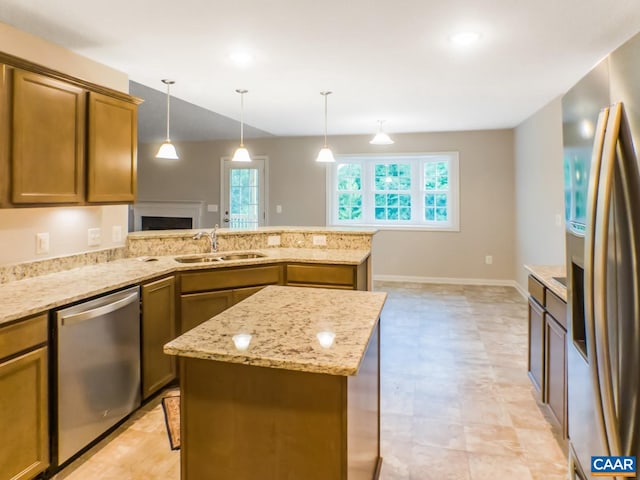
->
[0,22,130,266]
[514,97,566,290]
[138,129,516,281]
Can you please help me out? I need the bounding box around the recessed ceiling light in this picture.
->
[229,51,254,67]
[449,31,482,46]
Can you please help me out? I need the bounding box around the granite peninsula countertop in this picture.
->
[0,248,370,326]
[525,264,567,302]
[164,285,387,376]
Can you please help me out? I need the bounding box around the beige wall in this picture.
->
[0,22,130,266]
[514,97,566,290]
[139,129,516,281]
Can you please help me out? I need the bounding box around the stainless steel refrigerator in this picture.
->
[562,32,640,479]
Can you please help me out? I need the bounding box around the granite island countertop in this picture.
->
[164,285,387,376]
[525,264,567,301]
[0,248,370,326]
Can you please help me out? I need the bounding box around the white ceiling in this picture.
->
[1,0,640,141]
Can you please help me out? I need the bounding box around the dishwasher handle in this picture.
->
[59,291,139,326]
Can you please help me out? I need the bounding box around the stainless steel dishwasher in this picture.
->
[55,286,141,466]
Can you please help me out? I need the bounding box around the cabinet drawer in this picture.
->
[546,290,567,330]
[286,264,355,287]
[528,275,545,306]
[181,265,283,293]
[0,313,47,360]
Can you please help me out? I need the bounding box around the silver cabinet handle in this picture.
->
[60,292,139,326]
[584,106,610,455]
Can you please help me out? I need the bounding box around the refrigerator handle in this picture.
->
[614,103,640,455]
[593,103,622,456]
[584,106,611,455]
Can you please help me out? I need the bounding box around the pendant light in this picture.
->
[232,89,251,162]
[156,79,179,160]
[316,91,335,163]
[369,120,394,145]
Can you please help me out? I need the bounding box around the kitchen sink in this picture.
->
[174,252,267,263]
[218,252,266,260]
[552,276,567,287]
[174,254,223,263]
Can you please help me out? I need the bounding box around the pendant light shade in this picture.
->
[316,91,335,163]
[232,89,252,162]
[369,120,394,145]
[156,79,179,160]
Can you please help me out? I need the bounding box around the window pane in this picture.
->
[375,194,386,206]
[436,207,448,221]
[425,194,435,206]
[399,207,411,220]
[375,207,386,220]
[399,194,411,207]
[436,194,447,207]
[387,208,398,220]
[387,194,398,206]
[337,164,361,191]
[425,208,435,221]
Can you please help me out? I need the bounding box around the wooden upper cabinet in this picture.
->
[11,68,85,204]
[87,92,137,203]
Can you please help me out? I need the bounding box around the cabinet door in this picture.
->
[286,264,357,289]
[527,298,545,398]
[545,315,567,436]
[180,290,233,334]
[142,276,176,400]
[87,92,137,203]
[0,347,49,480]
[12,69,85,204]
[232,286,265,305]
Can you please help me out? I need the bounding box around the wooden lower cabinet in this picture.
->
[180,290,234,334]
[527,298,545,397]
[527,274,568,438]
[545,314,567,436]
[285,261,369,290]
[0,313,49,480]
[141,276,177,399]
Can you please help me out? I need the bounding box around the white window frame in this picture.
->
[326,152,459,231]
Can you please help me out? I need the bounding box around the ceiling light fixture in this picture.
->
[232,89,251,162]
[155,79,179,159]
[316,91,335,163]
[450,31,482,46]
[369,120,395,145]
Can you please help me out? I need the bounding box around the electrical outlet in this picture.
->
[112,225,122,242]
[267,235,281,246]
[276,205,283,214]
[36,232,50,254]
[555,214,562,227]
[313,235,327,246]
[485,255,493,265]
[88,228,101,247]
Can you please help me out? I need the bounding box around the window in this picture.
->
[327,153,459,230]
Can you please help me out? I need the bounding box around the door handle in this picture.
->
[584,106,610,455]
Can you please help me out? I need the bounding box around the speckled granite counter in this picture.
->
[165,285,387,376]
[525,265,567,301]
[0,248,370,326]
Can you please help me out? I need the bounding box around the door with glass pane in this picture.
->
[221,157,267,229]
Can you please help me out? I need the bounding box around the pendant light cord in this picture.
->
[321,91,332,148]
[236,89,248,147]
[162,79,175,142]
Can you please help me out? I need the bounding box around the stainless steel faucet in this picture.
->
[192,224,219,253]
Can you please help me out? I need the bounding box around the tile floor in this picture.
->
[54,282,569,480]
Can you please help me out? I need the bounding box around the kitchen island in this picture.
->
[165,285,387,480]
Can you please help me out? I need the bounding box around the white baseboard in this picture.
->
[373,274,519,289]
[513,283,528,299]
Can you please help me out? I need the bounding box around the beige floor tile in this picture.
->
[463,424,523,456]
[467,452,533,480]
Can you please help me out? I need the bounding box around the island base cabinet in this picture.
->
[0,347,49,480]
[180,324,381,480]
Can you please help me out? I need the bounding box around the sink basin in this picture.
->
[552,276,567,287]
[218,252,266,261]
[174,252,267,263]
[174,254,223,264]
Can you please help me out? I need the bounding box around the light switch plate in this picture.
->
[313,235,327,246]
[36,232,50,254]
[276,205,283,214]
[207,204,219,212]
[267,235,281,246]
[112,225,122,242]
[88,228,101,247]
